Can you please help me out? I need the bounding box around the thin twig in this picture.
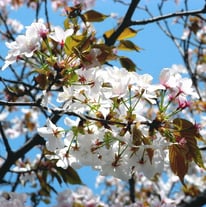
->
[130,5,206,26]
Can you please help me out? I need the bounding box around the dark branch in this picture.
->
[177,189,206,207]
[0,100,39,107]
[0,121,13,154]
[130,5,206,26]
[104,0,141,46]
[129,175,135,203]
[0,113,62,183]
[0,133,45,183]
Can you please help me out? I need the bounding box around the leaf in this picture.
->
[64,35,85,55]
[93,44,117,63]
[186,135,205,169]
[169,144,188,184]
[83,10,108,22]
[118,40,141,52]
[57,166,83,185]
[173,118,205,169]
[119,56,136,72]
[104,27,139,40]
[192,145,205,169]
[34,74,48,89]
[173,118,197,138]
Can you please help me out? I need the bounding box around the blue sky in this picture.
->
[1,0,206,206]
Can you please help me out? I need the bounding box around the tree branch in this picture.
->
[0,133,45,183]
[0,121,13,154]
[0,100,39,107]
[104,0,141,46]
[177,189,206,207]
[129,174,135,203]
[0,113,62,183]
[130,4,206,26]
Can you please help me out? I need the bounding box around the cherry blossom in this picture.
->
[1,1,206,206]
[12,160,36,185]
[159,68,178,89]
[49,26,74,46]
[37,119,65,152]
[73,0,96,10]
[2,20,48,70]
[7,18,24,33]
[53,186,105,207]
[0,192,28,207]
[196,25,206,43]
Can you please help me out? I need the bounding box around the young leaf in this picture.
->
[169,144,188,184]
[118,40,141,52]
[173,118,197,138]
[64,35,85,55]
[119,56,136,72]
[93,44,117,63]
[57,166,83,185]
[186,136,205,169]
[83,10,108,22]
[173,118,205,169]
[104,27,139,40]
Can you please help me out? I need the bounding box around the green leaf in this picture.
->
[83,10,108,22]
[119,56,136,72]
[118,40,141,52]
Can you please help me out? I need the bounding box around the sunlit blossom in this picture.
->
[49,26,74,46]
[2,20,47,70]
[37,119,65,152]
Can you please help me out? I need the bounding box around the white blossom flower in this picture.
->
[73,0,95,10]
[7,18,24,33]
[196,25,206,43]
[0,192,28,207]
[49,26,73,46]
[37,119,65,152]
[2,20,47,70]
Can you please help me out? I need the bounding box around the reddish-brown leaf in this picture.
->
[169,144,188,184]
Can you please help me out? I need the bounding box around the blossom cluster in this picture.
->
[37,63,198,181]
[52,184,177,207]
[1,1,206,206]
[0,192,29,207]
[1,18,200,182]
